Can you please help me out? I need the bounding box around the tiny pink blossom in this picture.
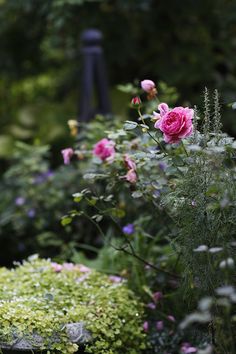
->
[77,264,91,273]
[167,315,176,322]
[143,321,149,332]
[76,274,89,283]
[125,169,137,183]
[154,103,193,144]
[51,262,63,273]
[156,321,164,331]
[93,138,115,162]
[152,291,163,303]
[124,154,136,170]
[109,275,124,283]
[141,80,156,93]
[181,343,197,354]
[63,262,75,271]
[61,148,74,165]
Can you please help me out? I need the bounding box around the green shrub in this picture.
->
[0,256,146,354]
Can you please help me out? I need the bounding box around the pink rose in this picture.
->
[125,169,137,183]
[124,154,136,170]
[154,103,193,144]
[141,79,156,93]
[93,138,115,162]
[61,148,74,165]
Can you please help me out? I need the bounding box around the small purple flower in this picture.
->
[15,197,25,206]
[158,162,167,171]
[27,209,36,218]
[122,224,135,235]
[51,262,63,273]
[33,170,54,184]
[147,302,156,310]
[181,343,197,354]
[153,291,163,303]
[167,315,176,322]
[156,321,164,331]
[143,321,149,332]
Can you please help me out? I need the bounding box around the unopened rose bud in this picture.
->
[131,96,142,108]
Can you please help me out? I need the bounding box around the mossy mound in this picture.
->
[0,256,146,353]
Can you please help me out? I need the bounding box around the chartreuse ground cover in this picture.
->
[0,256,146,353]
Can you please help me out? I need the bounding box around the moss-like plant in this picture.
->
[0,255,146,353]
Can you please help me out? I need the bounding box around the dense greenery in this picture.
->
[0,256,145,354]
[62,87,236,353]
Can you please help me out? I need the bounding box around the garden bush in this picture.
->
[61,81,236,353]
[0,255,146,354]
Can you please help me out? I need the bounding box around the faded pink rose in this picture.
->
[141,79,156,93]
[154,103,193,144]
[93,138,115,162]
[124,154,136,170]
[125,169,137,183]
[61,148,74,165]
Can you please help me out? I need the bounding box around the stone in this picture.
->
[0,322,91,352]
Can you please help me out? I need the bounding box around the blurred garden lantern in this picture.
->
[78,29,111,122]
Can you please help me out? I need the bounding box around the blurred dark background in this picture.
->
[0,0,236,265]
[0,0,236,158]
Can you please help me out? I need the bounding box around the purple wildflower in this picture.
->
[122,224,135,235]
[15,197,25,206]
[156,321,164,331]
[27,209,36,218]
[143,321,149,332]
[147,302,156,310]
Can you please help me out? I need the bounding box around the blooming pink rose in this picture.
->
[125,169,137,183]
[61,148,74,165]
[124,154,136,170]
[141,79,156,93]
[154,103,193,144]
[93,138,115,162]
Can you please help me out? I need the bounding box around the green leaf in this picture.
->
[124,121,138,130]
[61,217,72,226]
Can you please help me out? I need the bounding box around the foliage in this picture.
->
[0,142,88,265]
[0,255,146,354]
[62,87,236,352]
